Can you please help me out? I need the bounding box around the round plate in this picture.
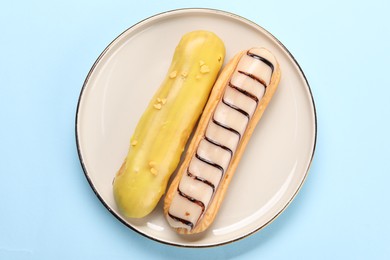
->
[76,8,316,247]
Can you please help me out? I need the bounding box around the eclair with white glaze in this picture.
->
[163,47,281,234]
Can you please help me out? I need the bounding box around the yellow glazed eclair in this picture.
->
[113,31,225,219]
[164,47,281,234]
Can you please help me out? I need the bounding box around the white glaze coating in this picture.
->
[236,54,272,85]
[178,173,214,206]
[167,192,202,229]
[230,71,264,98]
[167,48,275,231]
[188,156,223,188]
[223,86,257,117]
[205,121,239,153]
[197,139,231,171]
[213,102,248,137]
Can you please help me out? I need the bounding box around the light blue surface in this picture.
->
[1,1,389,259]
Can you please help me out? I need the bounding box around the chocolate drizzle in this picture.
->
[238,70,267,88]
[177,188,205,212]
[168,212,194,229]
[168,186,206,230]
[212,116,242,140]
[204,136,233,158]
[228,82,259,103]
[187,168,216,193]
[247,50,274,72]
[222,98,250,120]
[195,153,224,174]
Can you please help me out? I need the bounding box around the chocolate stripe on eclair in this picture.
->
[238,70,267,88]
[187,168,216,193]
[172,187,206,229]
[195,153,224,174]
[228,82,259,103]
[212,116,242,140]
[177,188,205,213]
[204,136,233,158]
[246,50,275,72]
[167,212,194,229]
[221,98,250,120]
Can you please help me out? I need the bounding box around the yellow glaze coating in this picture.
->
[113,31,225,218]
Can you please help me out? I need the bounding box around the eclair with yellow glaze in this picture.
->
[113,31,225,219]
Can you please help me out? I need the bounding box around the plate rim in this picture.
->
[75,7,317,248]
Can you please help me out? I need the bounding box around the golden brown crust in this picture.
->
[164,49,281,234]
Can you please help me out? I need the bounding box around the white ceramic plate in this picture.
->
[76,8,316,247]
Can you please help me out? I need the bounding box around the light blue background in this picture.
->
[1,0,389,259]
